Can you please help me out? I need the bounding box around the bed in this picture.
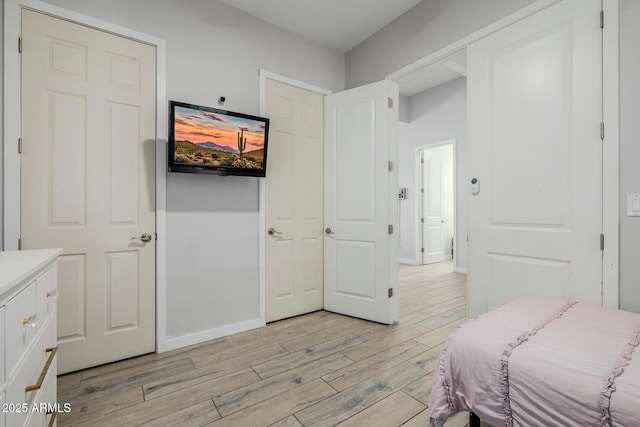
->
[428,296,640,427]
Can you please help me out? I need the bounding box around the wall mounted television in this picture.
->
[168,100,270,177]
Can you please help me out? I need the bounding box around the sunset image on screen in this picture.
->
[173,106,267,170]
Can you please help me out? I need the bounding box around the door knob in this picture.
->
[325,227,334,236]
[268,227,282,236]
[140,233,153,242]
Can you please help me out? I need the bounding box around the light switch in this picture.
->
[627,194,640,217]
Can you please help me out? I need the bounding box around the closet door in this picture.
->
[21,9,157,373]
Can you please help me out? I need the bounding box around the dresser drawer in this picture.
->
[35,266,57,326]
[6,284,37,377]
[6,317,56,427]
[24,354,57,427]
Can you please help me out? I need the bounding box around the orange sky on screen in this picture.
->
[174,107,265,151]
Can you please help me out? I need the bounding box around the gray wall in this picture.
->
[398,78,467,270]
[620,0,640,313]
[345,0,537,88]
[10,0,344,340]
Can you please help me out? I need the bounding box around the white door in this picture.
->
[20,10,157,373]
[265,79,324,322]
[324,80,399,324]
[468,0,603,316]
[421,150,445,264]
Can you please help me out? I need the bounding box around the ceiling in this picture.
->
[219,0,422,53]
[220,0,466,95]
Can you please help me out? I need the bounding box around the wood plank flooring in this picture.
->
[57,262,475,427]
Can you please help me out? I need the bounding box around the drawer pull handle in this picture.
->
[22,313,37,327]
[46,289,58,298]
[26,346,57,392]
[46,410,57,427]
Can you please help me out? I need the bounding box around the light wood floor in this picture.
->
[57,262,472,427]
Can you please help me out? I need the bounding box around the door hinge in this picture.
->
[600,122,605,140]
[388,225,394,235]
[600,234,605,251]
[600,10,604,29]
[421,218,424,223]
[388,288,393,298]
[18,138,22,154]
[421,158,424,164]
[18,238,22,250]
[388,161,393,171]
[421,188,424,193]
[388,97,393,108]
[421,247,424,253]
[18,37,22,53]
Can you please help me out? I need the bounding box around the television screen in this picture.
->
[168,101,270,177]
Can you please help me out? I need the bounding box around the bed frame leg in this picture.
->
[470,412,481,427]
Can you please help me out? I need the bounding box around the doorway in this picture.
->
[397,77,467,273]
[419,142,455,265]
[260,73,399,325]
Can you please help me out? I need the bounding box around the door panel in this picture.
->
[56,254,86,341]
[265,79,324,322]
[50,92,87,226]
[21,9,156,373]
[324,80,399,324]
[468,0,602,316]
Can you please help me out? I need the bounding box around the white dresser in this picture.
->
[0,249,61,427]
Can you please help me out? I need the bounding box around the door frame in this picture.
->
[388,0,620,309]
[258,69,331,324]
[416,139,457,267]
[3,0,172,350]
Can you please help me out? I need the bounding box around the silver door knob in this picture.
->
[140,233,153,242]
[325,227,334,236]
[268,227,282,236]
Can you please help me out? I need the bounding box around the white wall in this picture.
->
[620,0,640,313]
[0,0,4,249]
[345,0,537,88]
[398,77,467,270]
[7,0,344,342]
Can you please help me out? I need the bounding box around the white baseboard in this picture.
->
[157,318,265,353]
[399,257,419,265]
[455,267,468,274]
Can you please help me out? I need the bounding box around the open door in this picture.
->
[324,80,399,324]
[421,149,445,265]
[468,0,603,316]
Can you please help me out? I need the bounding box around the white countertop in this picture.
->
[0,249,62,298]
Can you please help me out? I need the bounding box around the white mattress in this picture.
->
[428,296,640,426]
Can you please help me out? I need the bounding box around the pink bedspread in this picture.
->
[429,296,640,427]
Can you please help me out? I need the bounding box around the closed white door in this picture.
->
[324,80,399,325]
[421,150,445,264]
[20,10,156,373]
[265,79,324,322]
[468,0,603,316]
